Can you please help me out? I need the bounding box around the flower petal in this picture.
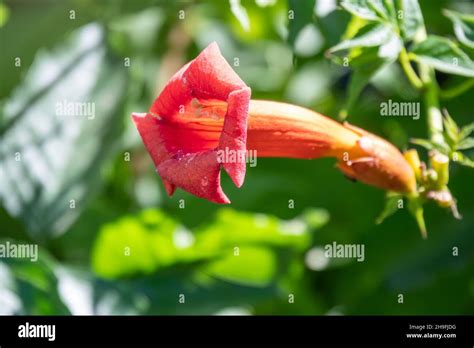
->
[157,151,230,204]
[218,87,251,188]
[133,42,251,203]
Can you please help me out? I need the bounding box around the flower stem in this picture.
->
[399,47,423,90]
[418,64,444,145]
[410,27,444,146]
[440,78,474,99]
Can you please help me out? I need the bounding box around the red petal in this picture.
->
[132,43,251,203]
[183,42,247,101]
[150,63,192,119]
[157,151,230,204]
[218,87,251,188]
[131,112,170,166]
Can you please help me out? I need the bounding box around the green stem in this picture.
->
[410,27,444,145]
[440,78,474,99]
[399,47,423,90]
[419,64,444,145]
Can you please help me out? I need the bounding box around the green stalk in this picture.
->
[412,27,444,145]
[399,47,423,90]
[419,64,444,145]
[440,78,474,99]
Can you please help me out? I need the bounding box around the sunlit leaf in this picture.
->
[442,110,460,146]
[454,152,474,168]
[329,23,395,53]
[411,138,450,154]
[0,2,10,28]
[395,0,424,41]
[459,122,474,140]
[443,9,474,49]
[409,35,474,77]
[340,0,389,22]
[456,137,474,150]
[0,250,70,315]
[0,24,128,239]
[205,247,277,287]
[92,208,322,280]
[229,0,250,32]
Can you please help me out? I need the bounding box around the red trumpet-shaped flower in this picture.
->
[132,43,416,204]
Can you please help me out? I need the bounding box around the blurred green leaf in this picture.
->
[376,193,402,224]
[443,9,474,49]
[409,35,474,77]
[229,0,250,32]
[454,152,474,168]
[456,137,474,150]
[0,24,128,239]
[407,197,427,238]
[459,122,474,140]
[329,22,401,117]
[340,0,395,22]
[411,137,450,154]
[91,210,194,278]
[89,207,327,312]
[0,2,10,28]
[92,208,324,281]
[0,247,70,315]
[395,0,424,41]
[205,247,277,286]
[343,47,390,117]
[442,109,460,147]
[329,23,395,53]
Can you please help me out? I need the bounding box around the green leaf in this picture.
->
[344,48,389,116]
[0,2,10,28]
[329,23,395,53]
[443,9,474,49]
[395,0,424,41]
[376,193,403,224]
[92,208,322,280]
[205,247,277,287]
[453,152,474,168]
[456,137,474,150]
[410,138,434,150]
[407,197,427,239]
[410,138,449,155]
[329,23,401,118]
[91,210,194,279]
[1,245,280,315]
[229,0,250,32]
[300,208,330,230]
[287,0,316,49]
[0,248,70,315]
[459,122,474,140]
[340,0,391,22]
[442,110,460,146]
[409,35,474,77]
[0,24,128,240]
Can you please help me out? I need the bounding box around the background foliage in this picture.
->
[0,0,473,315]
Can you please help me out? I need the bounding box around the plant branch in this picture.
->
[440,78,474,99]
[410,26,444,145]
[399,47,423,90]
